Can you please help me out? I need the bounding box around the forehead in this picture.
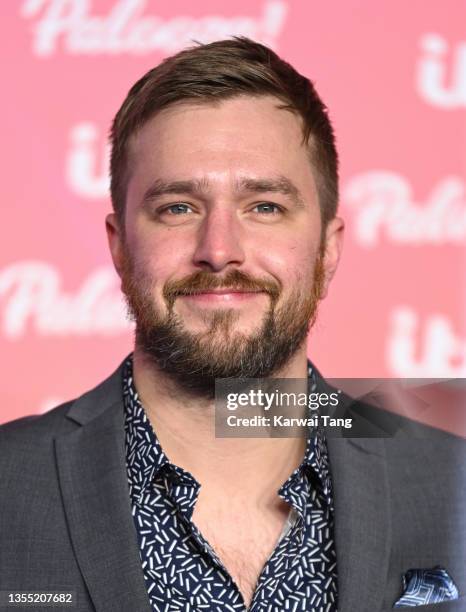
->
[128,96,308,169]
[126,95,317,203]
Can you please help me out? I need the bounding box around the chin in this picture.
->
[188,323,260,340]
[176,308,260,333]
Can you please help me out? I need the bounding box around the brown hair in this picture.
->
[110,37,338,229]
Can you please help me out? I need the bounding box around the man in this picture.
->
[0,38,465,612]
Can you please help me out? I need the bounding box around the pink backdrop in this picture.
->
[1,0,465,426]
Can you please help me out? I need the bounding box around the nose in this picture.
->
[192,207,245,272]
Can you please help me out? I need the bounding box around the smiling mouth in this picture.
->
[178,289,266,302]
[186,288,263,295]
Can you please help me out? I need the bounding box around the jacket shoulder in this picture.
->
[0,357,127,448]
[0,400,78,458]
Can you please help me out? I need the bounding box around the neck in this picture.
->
[132,346,310,499]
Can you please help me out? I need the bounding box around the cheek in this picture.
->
[256,238,317,286]
[130,223,192,282]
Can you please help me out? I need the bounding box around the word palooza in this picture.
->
[22,0,288,56]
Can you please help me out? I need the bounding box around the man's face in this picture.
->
[107,95,343,395]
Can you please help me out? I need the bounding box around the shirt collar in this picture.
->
[304,359,333,506]
[123,356,175,505]
[123,354,332,509]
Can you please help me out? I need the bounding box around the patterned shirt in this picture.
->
[123,355,338,611]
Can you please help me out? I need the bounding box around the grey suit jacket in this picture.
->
[1,359,465,612]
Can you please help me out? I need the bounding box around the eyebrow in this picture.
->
[238,176,305,207]
[141,175,305,208]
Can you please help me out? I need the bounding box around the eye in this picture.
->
[161,203,193,215]
[252,202,283,215]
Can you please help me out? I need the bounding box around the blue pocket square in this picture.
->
[394,567,459,607]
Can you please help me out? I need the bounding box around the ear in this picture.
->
[320,216,344,299]
[105,213,125,279]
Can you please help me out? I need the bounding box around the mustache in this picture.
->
[163,269,281,305]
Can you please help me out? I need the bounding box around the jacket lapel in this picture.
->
[327,436,391,612]
[55,363,152,612]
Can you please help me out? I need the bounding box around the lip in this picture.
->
[179,290,265,303]
[190,289,262,295]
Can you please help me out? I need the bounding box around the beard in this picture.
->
[120,246,325,398]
